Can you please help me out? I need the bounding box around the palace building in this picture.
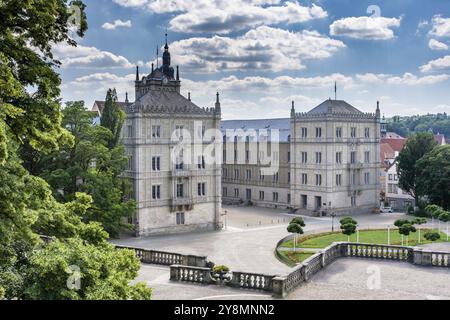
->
[93,36,381,236]
[110,36,222,236]
[221,100,381,216]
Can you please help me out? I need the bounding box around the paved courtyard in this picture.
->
[135,259,450,300]
[114,205,412,275]
[115,205,450,300]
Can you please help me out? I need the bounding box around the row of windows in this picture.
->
[126,125,208,139]
[151,183,208,199]
[223,188,290,204]
[300,127,371,139]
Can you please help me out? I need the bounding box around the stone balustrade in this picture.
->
[170,265,212,284]
[229,272,274,292]
[115,245,208,267]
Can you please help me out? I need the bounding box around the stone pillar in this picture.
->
[272,277,287,298]
[413,248,433,266]
[170,265,180,281]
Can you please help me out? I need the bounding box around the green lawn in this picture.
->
[280,229,449,249]
[277,250,316,265]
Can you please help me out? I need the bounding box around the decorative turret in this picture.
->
[135,65,139,81]
[291,101,295,118]
[215,92,221,114]
[376,101,381,118]
[176,65,179,81]
[125,92,129,103]
[188,92,191,101]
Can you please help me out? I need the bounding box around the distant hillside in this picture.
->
[385,113,449,138]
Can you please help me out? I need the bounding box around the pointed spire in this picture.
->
[376,101,381,118]
[291,101,295,118]
[156,45,159,68]
[188,92,191,101]
[135,65,139,81]
[125,92,129,103]
[151,63,154,73]
[176,65,179,81]
[334,81,337,100]
[164,29,168,50]
[215,91,221,114]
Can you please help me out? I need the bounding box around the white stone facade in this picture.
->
[222,100,381,216]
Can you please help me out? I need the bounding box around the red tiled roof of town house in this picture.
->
[434,134,447,146]
[380,143,396,169]
[381,137,406,153]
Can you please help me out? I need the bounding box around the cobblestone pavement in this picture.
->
[288,258,450,300]
[114,205,410,275]
[136,259,450,300]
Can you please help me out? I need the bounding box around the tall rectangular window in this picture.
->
[301,127,308,138]
[223,187,228,197]
[259,191,265,201]
[315,174,322,186]
[336,127,342,138]
[336,152,342,164]
[301,152,308,164]
[234,188,239,198]
[364,151,370,163]
[315,127,322,138]
[127,125,133,138]
[152,156,161,171]
[273,192,279,202]
[336,174,342,186]
[176,212,185,225]
[287,194,291,204]
[152,185,161,200]
[234,169,239,179]
[315,152,322,164]
[350,151,356,164]
[152,125,161,138]
[365,128,370,138]
[351,127,357,138]
[197,183,206,196]
[176,184,184,198]
[287,151,291,163]
[302,174,308,185]
[288,172,291,183]
[198,156,206,169]
[246,169,252,180]
[364,172,370,184]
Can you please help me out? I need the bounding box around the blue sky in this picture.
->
[58,0,450,119]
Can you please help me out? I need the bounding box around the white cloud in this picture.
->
[420,55,450,73]
[330,16,401,40]
[53,44,133,69]
[165,26,345,73]
[429,15,450,38]
[357,72,449,85]
[114,0,327,34]
[429,39,449,51]
[181,73,354,96]
[102,19,132,30]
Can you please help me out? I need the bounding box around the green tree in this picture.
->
[397,132,437,204]
[394,219,416,246]
[416,146,450,210]
[24,239,151,300]
[424,231,441,242]
[31,102,135,237]
[287,217,305,250]
[340,217,358,242]
[100,89,125,148]
[0,1,150,300]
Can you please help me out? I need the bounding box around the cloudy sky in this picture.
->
[59,0,450,119]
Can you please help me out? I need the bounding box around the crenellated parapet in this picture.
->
[125,103,220,116]
[294,111,378,120]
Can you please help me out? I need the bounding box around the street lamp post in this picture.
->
[331,212,336,232]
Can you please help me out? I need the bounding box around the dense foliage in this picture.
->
[23,101,135,237]
[396,132,437,204]
[0,0,150,300]
[386,113,450,138]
